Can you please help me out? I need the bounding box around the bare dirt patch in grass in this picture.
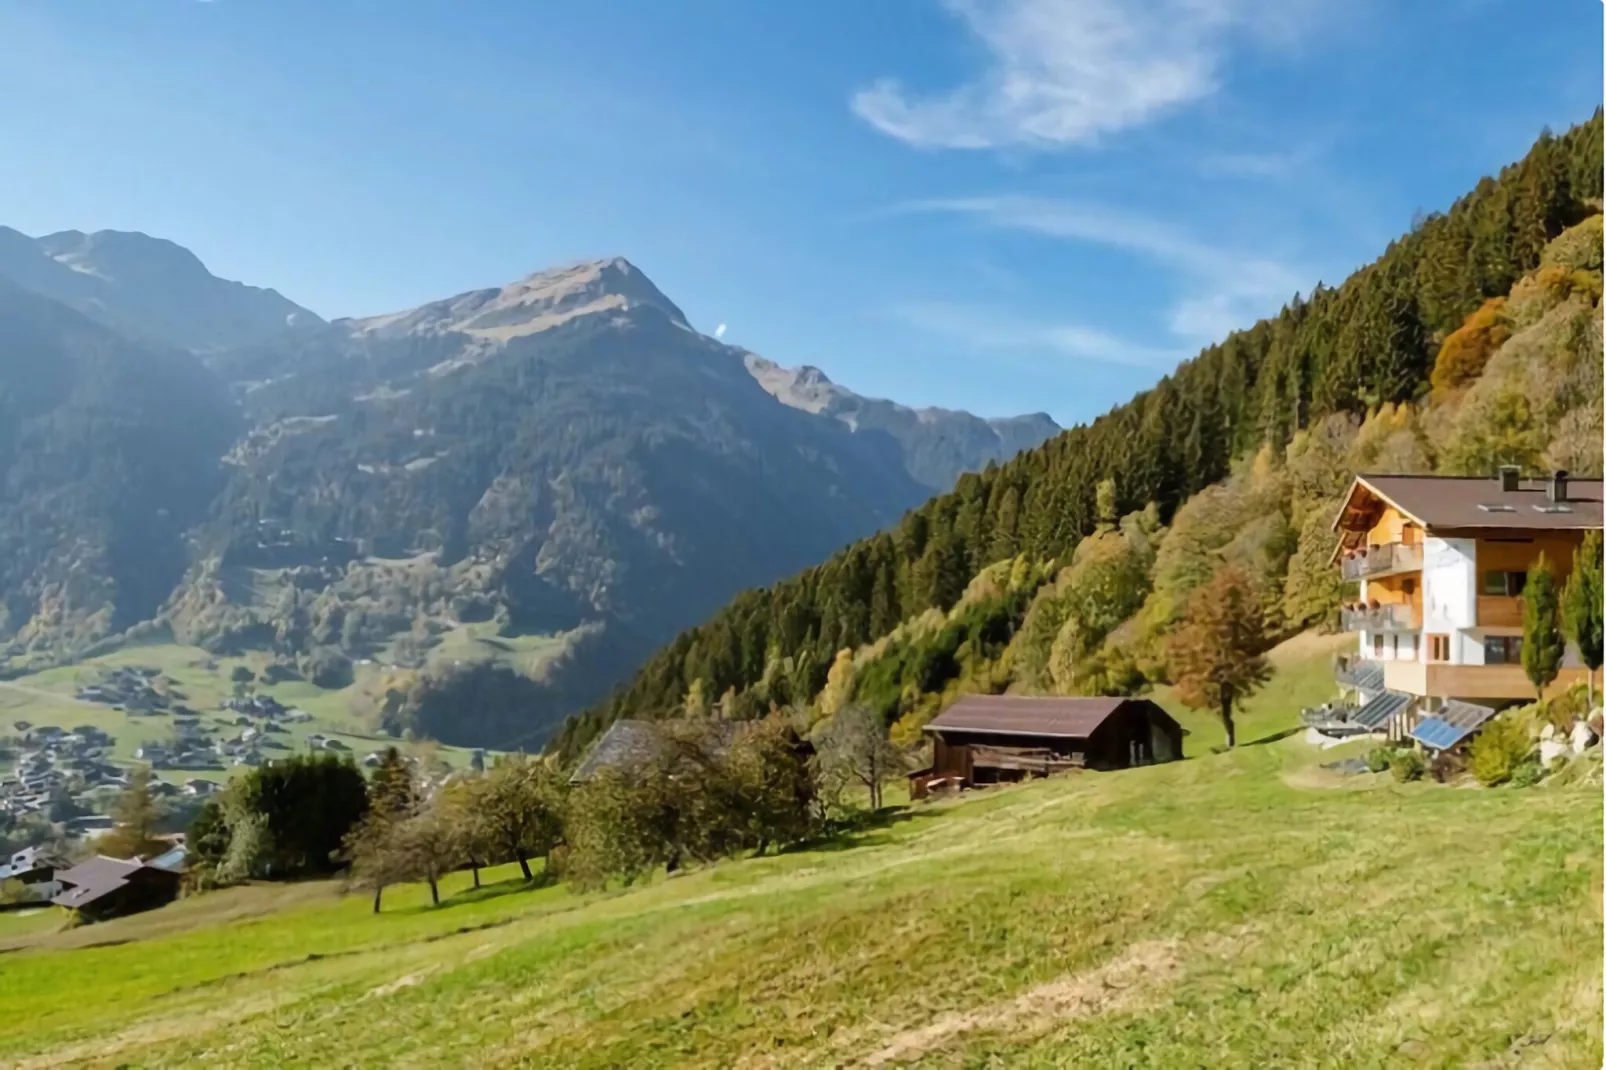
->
[854,938,1182,1067]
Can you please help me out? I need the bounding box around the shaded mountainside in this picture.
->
[0,279,240,654]
[554,112,1605,762]
[0,227,322,353]
[0,253,1055,746]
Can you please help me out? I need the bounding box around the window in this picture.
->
[1482,570,1527,596]
[1486,636,1523,665]
[1372,633,1384,657]
[1428,634,1450,662]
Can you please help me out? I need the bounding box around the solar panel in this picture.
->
[1352,689,1411,730]
[1409,703,1498,751]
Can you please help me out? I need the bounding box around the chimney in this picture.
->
[1498,465,1521,493]
[1549,470,1569,503]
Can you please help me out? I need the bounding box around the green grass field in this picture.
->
[0,640,487,785]
[0,633,1598,1068]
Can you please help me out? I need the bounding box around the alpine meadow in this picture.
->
[0,7,1603,1066]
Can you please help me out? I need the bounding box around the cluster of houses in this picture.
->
[74,666,176,714]
[0,724,122,818]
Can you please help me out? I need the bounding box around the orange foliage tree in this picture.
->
[1430,297,1510,396]
[1166,566,1271,749]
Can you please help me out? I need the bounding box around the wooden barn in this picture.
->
[913,696,1185,793]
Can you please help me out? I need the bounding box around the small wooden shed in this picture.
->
[916,695,1185,790]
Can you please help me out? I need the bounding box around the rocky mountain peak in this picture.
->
[350,256,688,343]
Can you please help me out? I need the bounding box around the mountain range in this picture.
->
[0,230,1058,744]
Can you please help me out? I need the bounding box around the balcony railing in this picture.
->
[1340,541,1424,581]
[1340,604,1418,632]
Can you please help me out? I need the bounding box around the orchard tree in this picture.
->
[1166,566,1271,749]
[1562,530,1604,706]
[816,703,903,811]
[1522,553,1565,700]
[481,755,565,882]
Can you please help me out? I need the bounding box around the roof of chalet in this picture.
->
[568,718,742,784]
[51,856,143,910]
[51,854,184,910]
[923,695,1181,739]
[1336,473,1604,536]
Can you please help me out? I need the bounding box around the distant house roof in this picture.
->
[1336,473,1604,541]
[924,696,1180,739]
[51,856,144,910]
[569,718,742,783]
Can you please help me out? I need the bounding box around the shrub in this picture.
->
[1389,748,1426,783]
[1509,756,1544,788]
[1365,747,1392,774]
[1469,718,1532,787]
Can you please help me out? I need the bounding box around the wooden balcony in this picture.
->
[1476,595,1522,628]
[1383,661,1593,701]
[1340,542,1424,581]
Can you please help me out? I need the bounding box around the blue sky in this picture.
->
[1,1,1599,424]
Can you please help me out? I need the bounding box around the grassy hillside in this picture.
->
[1,642,1598,1067]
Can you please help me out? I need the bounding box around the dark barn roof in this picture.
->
[51,856,144,910]
[924,696,1179,739]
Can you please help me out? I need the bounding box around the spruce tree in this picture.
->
[1522,553,1565,700]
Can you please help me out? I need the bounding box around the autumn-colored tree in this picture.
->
[1166,567,1271,749]
[1562,530,1604,705]
[1431,297,1510,395]
[100,765,168,860]
[1523,553,1566,700]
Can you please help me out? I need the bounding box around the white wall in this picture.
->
[1422,537,1477,662]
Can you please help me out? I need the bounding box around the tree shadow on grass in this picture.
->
[1244,726,1305,747]
[393,869,559,916]
[787,805,941,855]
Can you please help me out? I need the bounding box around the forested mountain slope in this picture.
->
[0,249,1058,747]
[0,278,240,653]
[555,112,1605,761]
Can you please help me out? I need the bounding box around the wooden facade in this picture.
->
[919,697,1184,790]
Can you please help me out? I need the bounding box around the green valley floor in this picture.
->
[1,722,1600,1068]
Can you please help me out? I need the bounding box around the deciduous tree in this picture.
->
[101,765,167,860]
[815,703,903,811]
[1166,567,1271,749]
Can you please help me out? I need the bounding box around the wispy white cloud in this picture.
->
[891,300,1186,368]
[852,0,1322,151]
[899,195,1305,343]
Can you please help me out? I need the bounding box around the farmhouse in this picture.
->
[1330,469,1603,747]
[51,855,183,922]
[916,695,1185,790]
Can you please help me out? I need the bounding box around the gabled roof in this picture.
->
[923,695,1178,739]
[568,718,741,783]
[51,856,143,909]
[1335,473,1604,538]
